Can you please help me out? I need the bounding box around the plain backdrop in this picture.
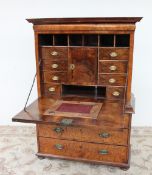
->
[0,0,151,126]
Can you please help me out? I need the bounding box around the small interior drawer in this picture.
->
[43,72,67,83]
[41,83,61,98]
[98,74,127,86]
[107,87,125,100]
[41,60,68,71]
[99,61,128,73]
[40,47,68,60]
[39,137,128,163]
[99,48,129,60]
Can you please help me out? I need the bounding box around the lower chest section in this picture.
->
[37,123,130,165]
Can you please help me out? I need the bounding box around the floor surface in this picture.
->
[0,126,152,175]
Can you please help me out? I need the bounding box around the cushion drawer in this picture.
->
[38,124,128,145]
[39,137,128,163]
[41,47,68,60]
[99,48,129,60]
[43,72,67,83]
[41,83,61,98]
[98,74,127,86]
[107,87,125,100]
[99,61,128,73]
[41,60,68,71]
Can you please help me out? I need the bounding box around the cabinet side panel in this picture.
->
[126,32,134,106]
[34,32,42,97]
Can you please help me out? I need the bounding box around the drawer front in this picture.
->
[41,47,68,60]
[98,74,127,86]
[38,124,128,145]
[39,137,128,163]
[43,72,67,83]
[99,61,128,73]
[107,87,125,100]
[42,60,68,71]
[99,48,129,60]
[41,83,61,98]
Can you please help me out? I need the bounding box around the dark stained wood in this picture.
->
[27,17,142,25]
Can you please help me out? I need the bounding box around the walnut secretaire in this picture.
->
[12,17,142,170]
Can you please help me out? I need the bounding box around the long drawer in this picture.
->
[38,124,128,146]
[39,137,128,163]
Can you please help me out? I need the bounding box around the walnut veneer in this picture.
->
[12,17,142,170]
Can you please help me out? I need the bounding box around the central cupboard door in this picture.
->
[69,47,97,85]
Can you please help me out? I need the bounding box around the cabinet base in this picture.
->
[36,152,130,170]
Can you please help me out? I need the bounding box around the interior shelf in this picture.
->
[38,34,130,47]
[62,84,106,99]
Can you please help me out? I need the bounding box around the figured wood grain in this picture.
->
[39,137,128,163]
[99,61,128,73]
[38,124,128,145]
[99,48,129,60]
[69,47,97,84]
[41,59,68,71]
[40,47,68,60]
[43,71,67,83]
[98,74,127,86]
[107,87,125,100]
[12,97,132,129]
[41,83,61,98]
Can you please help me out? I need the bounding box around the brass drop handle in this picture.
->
[55,144,64,150]
[51,51,58,56]
[48,87,55,92]
[112,91,120,97]
[54,127,64,133]
[109,65,117,71]
[109,78,116,84]
[110,52,118,57]
[52,64,58,69]
[70,64,75,70]
[99,149,109,155]
[99,132,110,138]
[52,76,59,81]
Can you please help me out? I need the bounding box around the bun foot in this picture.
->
[37,155,45,160]
[120,167,129,171]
